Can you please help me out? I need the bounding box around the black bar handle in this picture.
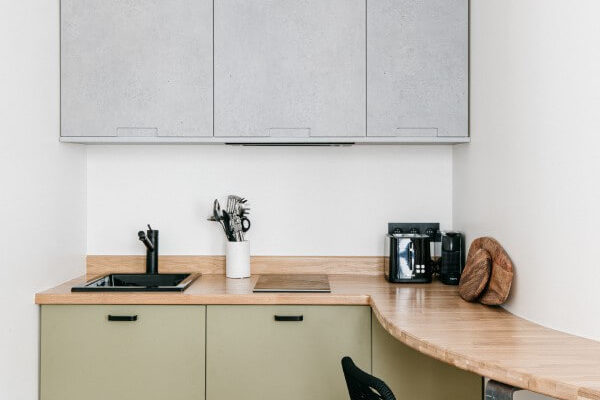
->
[274,315,303,322]
[107,315,138,322]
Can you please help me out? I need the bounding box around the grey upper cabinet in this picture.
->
[214,0,366,138]
[367,0,468,138]
[60,0,469,144]
[61,0,213,138]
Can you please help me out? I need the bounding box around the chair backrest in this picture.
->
[341,356,396,400]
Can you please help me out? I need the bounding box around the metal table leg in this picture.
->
[485,380,523,400]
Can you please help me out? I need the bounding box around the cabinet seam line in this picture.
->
[212,0,215,137]
[365,0,368,136]
[205,306,208,400]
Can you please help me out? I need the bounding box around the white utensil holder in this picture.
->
[226,241,250,279]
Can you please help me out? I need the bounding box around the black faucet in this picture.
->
[138,225,159,274]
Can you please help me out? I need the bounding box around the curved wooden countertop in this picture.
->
[36,274,600,400]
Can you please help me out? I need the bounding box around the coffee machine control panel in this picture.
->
[388,222,441,258]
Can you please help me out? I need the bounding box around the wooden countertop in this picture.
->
[36,274,600,400]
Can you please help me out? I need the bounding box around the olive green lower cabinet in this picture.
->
[372,312,483,400]
[206,305,371,400]
[41,304,481,400]
[40,305,206,400]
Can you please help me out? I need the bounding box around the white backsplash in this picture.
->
[86,144,453,256]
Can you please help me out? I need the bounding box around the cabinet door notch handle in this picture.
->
[107,315,138,322]
[274,315,303,322]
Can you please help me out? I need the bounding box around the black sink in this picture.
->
[71,273,200,292]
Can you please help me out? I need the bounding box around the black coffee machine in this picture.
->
[384,233,432,283]
[439,231,465,285]
[385,223,440,283]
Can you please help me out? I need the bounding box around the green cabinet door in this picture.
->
[41,305,205,400]
[206,305,371,400]
[372,312,482,400]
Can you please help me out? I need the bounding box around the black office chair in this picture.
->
[341,356,396,400]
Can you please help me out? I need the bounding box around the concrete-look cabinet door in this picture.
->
[367,0,468,138]
[372,313,482,399]
[206,305,371,400]
[214,0,366,138]
[40,305,206,400]
[61,0,213,138]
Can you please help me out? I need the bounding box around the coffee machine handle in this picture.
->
[409,241,415,272]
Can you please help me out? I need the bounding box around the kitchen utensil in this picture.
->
[458,248,491,301]
[209,199,229,237]
[209,195,251,242]
[226,196,234,215]
[465,237,513,305]
[232,214,243,241]
[237,202,250,217]
[241,217,251,232]
[226,195,245,214]
[221,210,235,241]
[213,199,222,220]
[231,215,250,241]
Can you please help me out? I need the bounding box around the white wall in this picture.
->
[0,1,86,399]
[455,1,600,397]
[87,145,452,256]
